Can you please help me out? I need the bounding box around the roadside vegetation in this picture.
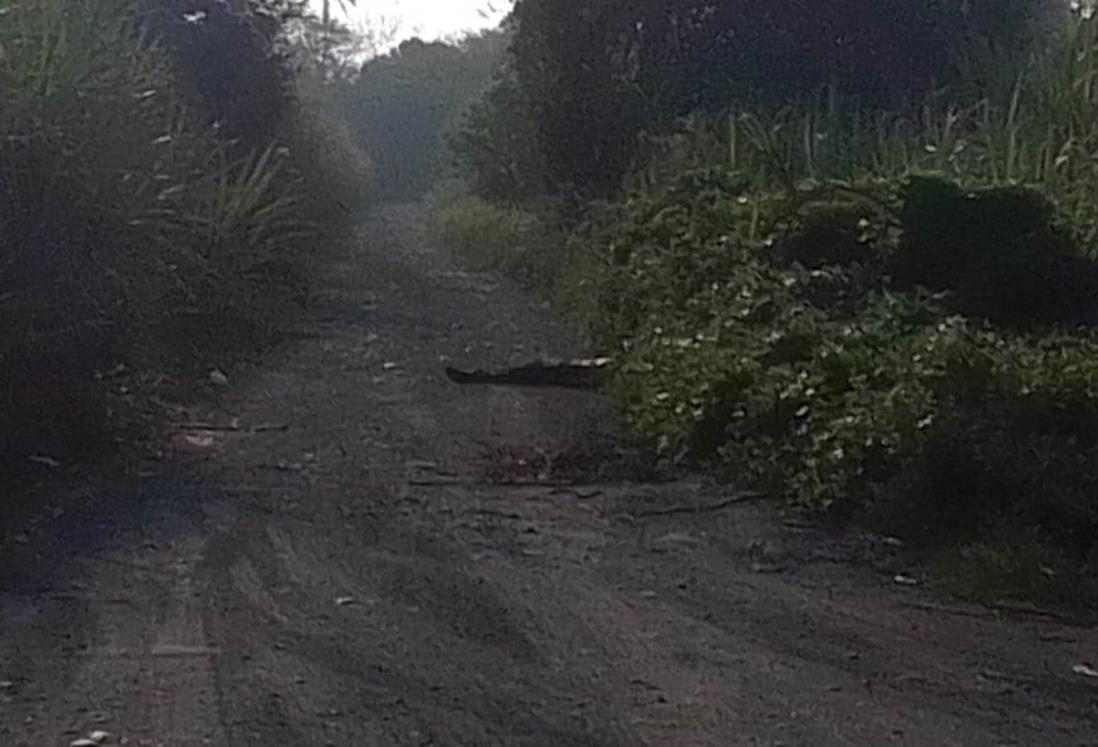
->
[0,0,370,481]
[432,0,1098,610]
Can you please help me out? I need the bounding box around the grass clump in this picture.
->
[0,0,365,481]
[426,186,569,290]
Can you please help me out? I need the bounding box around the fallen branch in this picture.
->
[899,601,993,619]
[445,358,612,390]
[178,422,289,433]
[630,492,765,519]
[178,422,238,431]
[468,509,524,520]
[984,601,1088,625]
[407,478,473,487]
[409,478,579,488]
[901,600,1088,626]
[253,423,291,433]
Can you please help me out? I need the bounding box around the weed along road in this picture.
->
[2,206,1097,746]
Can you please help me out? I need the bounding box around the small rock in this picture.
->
[651,532,698,552]
[335,596,356,607]
[208,368,229,386]
[750,562,784,574]
[893,574,921,586]
[1072,663,1098,679]
[89,731,110,744]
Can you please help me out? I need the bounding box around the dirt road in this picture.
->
[2,205,1096,746]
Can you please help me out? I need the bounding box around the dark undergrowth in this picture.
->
[0,0,369,487]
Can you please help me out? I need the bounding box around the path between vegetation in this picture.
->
[2,204,1097,746]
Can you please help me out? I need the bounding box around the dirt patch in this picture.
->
[479,431,676,487]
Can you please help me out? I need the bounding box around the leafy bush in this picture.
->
[892,177,1098,326]
[285,106,374,222]
[585,167,1098,585]
[449,71,548,202]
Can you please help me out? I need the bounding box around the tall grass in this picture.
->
[0,0,335,476]
[626,12,1098,246]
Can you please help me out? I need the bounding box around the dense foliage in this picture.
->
[592,174,1098,531]
[140,0,302,151]
[436,4,1098,605]
[0,0,363,478]
[448,69,548,202]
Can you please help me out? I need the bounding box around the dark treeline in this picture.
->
[498,0,1061,193]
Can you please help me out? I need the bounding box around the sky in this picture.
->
[311,0,512,51]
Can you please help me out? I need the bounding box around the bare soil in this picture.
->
[1,205,1096,746]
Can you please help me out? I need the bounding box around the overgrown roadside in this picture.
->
[0,0,368,490]
[433,5,1098,612]
[1,205,1096,746]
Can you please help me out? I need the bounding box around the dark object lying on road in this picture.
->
[445,358,612,390]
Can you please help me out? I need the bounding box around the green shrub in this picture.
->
[427,192,562,288]
[589,167,1098,589]
[935,525,1098,611]
[892,177,1098,326]
[284,106,374,223]
[449,72,548,202]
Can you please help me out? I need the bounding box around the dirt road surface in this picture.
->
[2,205,1097,746]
